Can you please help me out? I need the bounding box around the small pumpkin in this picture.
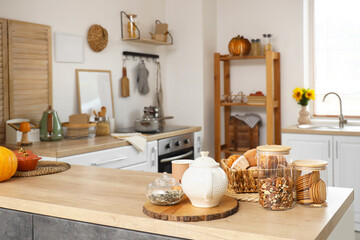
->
[0,146,18,182]
[228,35,251,56]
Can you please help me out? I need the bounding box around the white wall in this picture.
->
[1,0,305,154]
[217,0,304,144]
[0,0,166,129]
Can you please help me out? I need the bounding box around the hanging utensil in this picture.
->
[156,61,165,127]
[121,59,130,97]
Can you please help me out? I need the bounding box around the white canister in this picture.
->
[181,151,228,208]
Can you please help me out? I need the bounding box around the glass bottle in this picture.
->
[127,14,138,38]
[263,34,272,54]
[293,160,328,207]
[257,145,294,210]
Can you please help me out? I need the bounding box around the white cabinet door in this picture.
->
[334,135,360,231]
[282,133,333,186]
[146,140,158,172]
[59,145,147,169]
[194,131,202,159]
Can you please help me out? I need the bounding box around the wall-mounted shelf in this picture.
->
[120,11,173,46]
[122,37,172,46]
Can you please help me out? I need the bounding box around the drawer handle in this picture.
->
[91,157,127,166]
[160,151,193,163]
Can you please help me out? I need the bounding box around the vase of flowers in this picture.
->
[292,87,315,125]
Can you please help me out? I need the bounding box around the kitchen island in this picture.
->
[0,165,354,240]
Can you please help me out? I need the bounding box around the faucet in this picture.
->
[323,92,347,128]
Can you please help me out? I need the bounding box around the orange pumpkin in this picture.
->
[0,146,18,182]
[228,35,251,56]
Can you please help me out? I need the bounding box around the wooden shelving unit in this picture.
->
[214,51,281,161]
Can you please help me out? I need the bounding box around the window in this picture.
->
[311,0,360,117]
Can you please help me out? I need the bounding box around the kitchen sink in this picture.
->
[297,124,360,132]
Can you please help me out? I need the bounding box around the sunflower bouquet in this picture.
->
[292,88,315,106]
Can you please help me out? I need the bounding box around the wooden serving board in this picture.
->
[143,195,238,222]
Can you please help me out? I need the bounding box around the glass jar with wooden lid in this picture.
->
[257,145,294,210]
[293,160,328,207]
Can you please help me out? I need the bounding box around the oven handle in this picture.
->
[160,151,194,163]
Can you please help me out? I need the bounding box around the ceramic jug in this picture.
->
[39,105,62,141]
[181,151,228,208]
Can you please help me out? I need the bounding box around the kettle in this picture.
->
[39,105,62,141]
[181,151,228,208]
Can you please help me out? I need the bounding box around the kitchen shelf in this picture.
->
[120,11,173,46]
[214,51,281,161]
[122,37,172,45]
[220,100,279,108]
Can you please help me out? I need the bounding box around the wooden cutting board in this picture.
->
[121,67,129,97]
[143,195,238,222]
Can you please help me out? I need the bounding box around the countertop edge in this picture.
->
[282,125,360,136]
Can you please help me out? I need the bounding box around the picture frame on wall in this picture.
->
[55,33,84,63]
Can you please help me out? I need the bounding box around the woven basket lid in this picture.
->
[87,24,108,52]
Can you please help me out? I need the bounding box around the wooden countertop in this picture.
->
[0,165,353,240]
[5,126,201,158]
[282,125,360,136]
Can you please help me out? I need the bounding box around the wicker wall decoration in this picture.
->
[87,24,108,52]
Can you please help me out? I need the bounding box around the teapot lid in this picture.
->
[153,172,177,187]
[191,151,219,168]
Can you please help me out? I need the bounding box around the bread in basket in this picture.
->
[221,149,259,193]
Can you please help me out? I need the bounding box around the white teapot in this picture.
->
[181,151,228,208]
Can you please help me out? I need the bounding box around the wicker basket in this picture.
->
[221,158,258,193]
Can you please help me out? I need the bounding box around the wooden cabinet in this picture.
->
[214,52,281,161]
[282,132,360,231]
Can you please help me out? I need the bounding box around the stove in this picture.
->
[115,126,187,134]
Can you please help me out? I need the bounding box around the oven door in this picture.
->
[158,147,194,173]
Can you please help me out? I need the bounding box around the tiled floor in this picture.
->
[355,231,360,240]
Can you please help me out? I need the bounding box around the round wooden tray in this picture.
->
[14,161,71,178]
[143,195,238,222]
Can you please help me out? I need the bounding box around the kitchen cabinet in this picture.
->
[58,141,157,172]
[282,133,333,186]
[0,208,32,240]
[0,208,179,240]
[214,51,281,161]
[333,135,360,231]
[123,140,157,172]
[59,141,158,172]
[282,132,360,230]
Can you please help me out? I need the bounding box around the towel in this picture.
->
[234,113,261,129]
[111,133,147,152]
[137,61,150,95]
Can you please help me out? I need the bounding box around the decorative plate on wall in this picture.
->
[87,24,108,52]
